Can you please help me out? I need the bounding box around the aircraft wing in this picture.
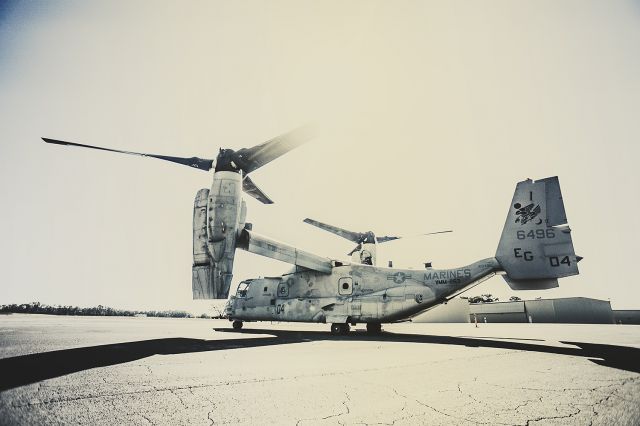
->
[236,229,333,274]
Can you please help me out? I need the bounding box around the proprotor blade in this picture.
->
[378,230,453,243]
[303,218,362,243]
[376,235,402,243]
[42,138,214,171]
[421,230,453,236]
[233,124,317,174]
[348,243,363,256]
[242,175,274,204]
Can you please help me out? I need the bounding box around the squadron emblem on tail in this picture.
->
[514,202,542,225]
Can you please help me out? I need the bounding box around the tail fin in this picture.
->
[496,177,582,290]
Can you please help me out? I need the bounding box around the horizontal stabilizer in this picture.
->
[503,276,559,290]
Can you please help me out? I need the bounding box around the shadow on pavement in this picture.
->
[1,328,637,392]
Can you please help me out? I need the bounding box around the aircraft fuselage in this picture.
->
[226,258,500,324]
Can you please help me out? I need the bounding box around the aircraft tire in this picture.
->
[330,323,343,335]
[366,322,382,334]
[232,320,243,330]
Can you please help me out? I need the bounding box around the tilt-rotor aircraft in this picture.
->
[43,131,582,335]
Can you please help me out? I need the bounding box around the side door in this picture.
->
[350,299,361,318]
[361,297,379,319]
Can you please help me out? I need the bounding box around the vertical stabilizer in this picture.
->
[496,177,581,289]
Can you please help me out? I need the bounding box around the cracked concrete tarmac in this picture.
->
[0,315,638,425]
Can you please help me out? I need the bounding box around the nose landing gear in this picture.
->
[232,320,243,330]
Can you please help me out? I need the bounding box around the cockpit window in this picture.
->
[237,282,251,298]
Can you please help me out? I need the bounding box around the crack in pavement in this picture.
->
[139,413,154,425]
[296,391,350,425]
[390,387,407,414]
[460,377,640,426]
[588,383,624,420]
[204,397,219,425]
[412,385,566,426]
[524,405,582,426]
[8,351,638,425]
[346,375,576,426]
[512,397,544,412]
[169,388,190,409]
[414,397,485,425]
[9,352,517,409]
[369,382,491,426]
[338,377,418,426]
[382,388,425,426]
[478,377,637,394]
[457,383,483,405]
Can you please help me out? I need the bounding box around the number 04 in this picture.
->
[549,256,571,267]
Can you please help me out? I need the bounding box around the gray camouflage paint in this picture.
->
[192,171,245,299]
[224,176,580,326]
[226,259,500,324]
[193,173,580,327]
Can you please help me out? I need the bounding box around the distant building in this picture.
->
[613,310,640,325]
[470,300,527,323]
[415,297,618,324]
[416,298,470,323]
[523,298,614,324]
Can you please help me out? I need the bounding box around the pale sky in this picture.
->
[1,1,639,312]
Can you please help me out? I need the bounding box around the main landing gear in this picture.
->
[330,322,382,335]
[232,320,243,330]
[330,323,350,335]
[366,322,382,334]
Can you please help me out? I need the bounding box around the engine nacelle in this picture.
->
[192,171,244,299]
[351,242,377,266]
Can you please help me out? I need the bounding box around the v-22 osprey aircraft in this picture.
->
[43,129,581,335]
[226,175,581,334]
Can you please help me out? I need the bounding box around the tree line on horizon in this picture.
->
[0,302,224,319]
[2,298,527,317]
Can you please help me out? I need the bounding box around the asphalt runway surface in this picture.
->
[0,314,638,425]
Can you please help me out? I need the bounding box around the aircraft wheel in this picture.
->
[330,323,342,335]
[232,320,243,330]
[366,322,382,334]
